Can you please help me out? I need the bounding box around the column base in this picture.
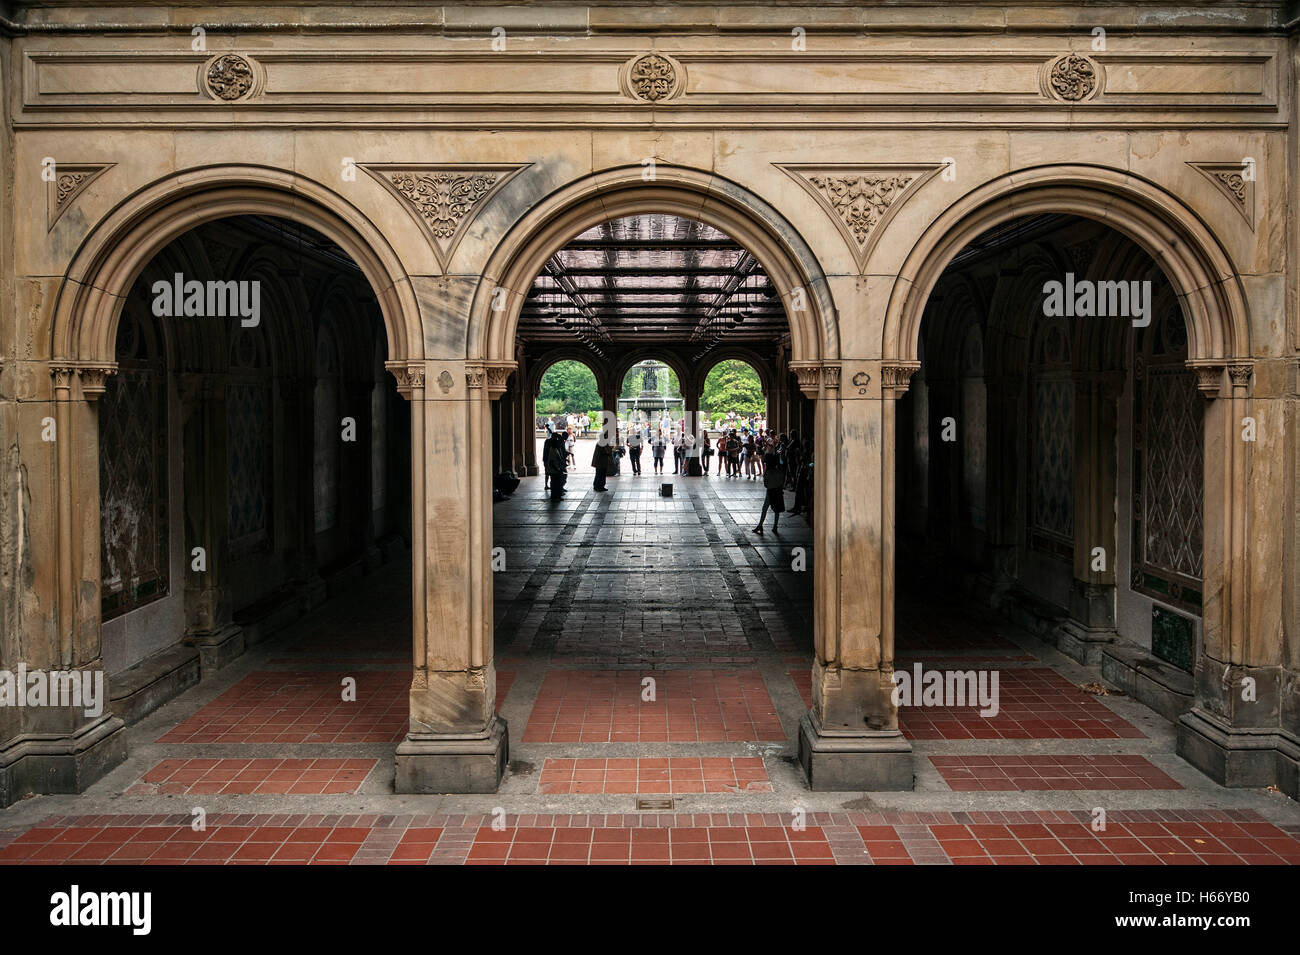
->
[394,718,509,794]
[797,712,914,791]
[185,623,245,676]
[1177,708,1299,797]
[1053,620,1117,666]
[0,714,127,808]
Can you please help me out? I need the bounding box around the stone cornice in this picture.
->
[2,4,1287,37]
[12,45,1283,128]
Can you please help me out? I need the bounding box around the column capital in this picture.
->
[385,359,426,398]
[49,360,118,400]
[1187,360,1229,399]
[1226,360,1254,394]
[789,360,844,398]
[465,360,516,399]
[880,361,921,398]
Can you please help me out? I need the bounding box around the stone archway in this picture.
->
[881,164,1258,790]
[45,166,426,771]
[426,165,916,794]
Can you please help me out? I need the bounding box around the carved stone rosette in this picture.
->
[1042,53,1102,103]
[200,53,261,102]
[622,53,683,102]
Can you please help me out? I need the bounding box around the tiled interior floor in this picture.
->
[2,469,1298,865]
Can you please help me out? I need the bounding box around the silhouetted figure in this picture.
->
[592,441,613,492]
[543,432,567,502]
[753,450,786,534]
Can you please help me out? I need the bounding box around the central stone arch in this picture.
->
[469,165,840,369]
[430,164,874,793]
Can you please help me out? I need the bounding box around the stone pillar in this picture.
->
[795,360,914,791]
[289,376,327,608]
[1056,370,1122,663]
[979,373,1022,604]
[926,372,961,547]
[179,373,244,672]
[523,383,540,476]
[514,347,533,475]
[346,379,380,569]
[1179,361,1296,795]
[0,364,127,807]
[390,360,509,793]
[683,385,703,475]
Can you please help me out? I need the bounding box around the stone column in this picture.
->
[682,385,703,475]
[391,360,509,793]
[1179,361,1295,795]
[795,360,914,790]
[179,373,244,672]
[0,364,128,807]
[925,371,960,547]
[1057,370,1122,663]
[514,346,533,475]
[345,379,380,570]
[290,376,327,608]
[979,374,1022,604]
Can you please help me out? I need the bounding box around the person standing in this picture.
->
[785,432,802,490]
[627,425,643,475]
[592,439,613,492]
[672,429,685,474]
[753,448,787,533]
[543,432,567,502]
[652,428,667,475]
[790,449,813,517]
[701,433,713,474]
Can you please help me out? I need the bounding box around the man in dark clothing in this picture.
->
[592,440,613,492]
[543,433,566,502]
[753,449,787,533]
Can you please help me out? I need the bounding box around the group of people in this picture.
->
[541,423,814,529]
[545,412,593,438]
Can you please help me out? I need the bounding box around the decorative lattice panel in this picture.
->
[1030,376,1074,547]
[99,314,169,618]
[226,379,271,549]
[1132,307,1204,624]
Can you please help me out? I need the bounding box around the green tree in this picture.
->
[702,360,765,420]
[538,360,600,412]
